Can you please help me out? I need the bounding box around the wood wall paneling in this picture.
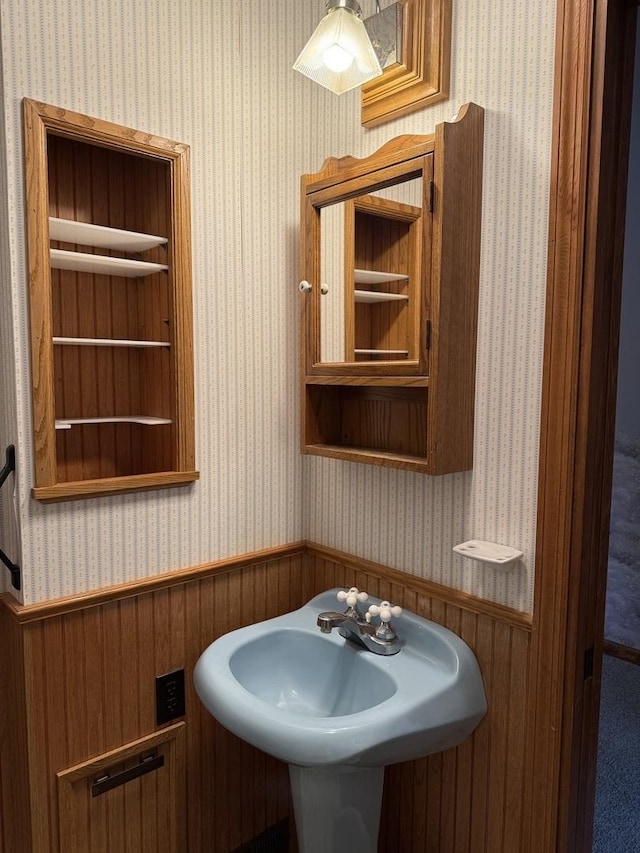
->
[304,549,532,853]
[0,545,531,852]
[56,724,185,853]
[0,605,32,852]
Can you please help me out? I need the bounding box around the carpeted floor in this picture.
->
[605,433,640,649]
[593,654,640,852]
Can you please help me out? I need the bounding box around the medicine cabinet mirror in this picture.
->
[318,175,425,368]
[303,158,431,377]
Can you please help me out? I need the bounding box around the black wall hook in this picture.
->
[0,445,21,591]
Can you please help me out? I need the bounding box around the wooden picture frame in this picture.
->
[361,0,452,128]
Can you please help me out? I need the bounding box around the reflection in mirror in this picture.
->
[318,175,422,367]
[320,202,346,363]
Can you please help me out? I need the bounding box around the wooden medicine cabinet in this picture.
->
[23,99,198,501]
[300,102,484,474]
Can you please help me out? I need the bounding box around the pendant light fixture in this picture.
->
[293,0,383,95]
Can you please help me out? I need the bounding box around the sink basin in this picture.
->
[229,629,397,716]
[194,589,487,768]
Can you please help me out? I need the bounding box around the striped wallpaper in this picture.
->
[0,0,555,609]
[301,0,555,613]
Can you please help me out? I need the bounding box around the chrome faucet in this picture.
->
[317,588,402,656]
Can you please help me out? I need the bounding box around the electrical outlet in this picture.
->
[155,668,185,725]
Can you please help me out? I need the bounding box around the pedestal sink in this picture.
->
[194,589,487,853]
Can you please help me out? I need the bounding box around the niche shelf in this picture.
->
[53,337,171,348]
[50,248,168,278]
[23,99,199,501]
[56,416,172,430]
[49,216,168,252]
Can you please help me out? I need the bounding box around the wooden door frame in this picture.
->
[526,0,638,851]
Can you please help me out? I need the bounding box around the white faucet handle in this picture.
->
[368,601,403,623]
[337,587,369,608]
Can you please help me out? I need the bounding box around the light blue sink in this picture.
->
[229,629,397,716]
[194,589,487,767]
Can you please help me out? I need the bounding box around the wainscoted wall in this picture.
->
[306,547,532,852]
[0,0,555,613]
[0,548,306,853]
[0,545,532,852]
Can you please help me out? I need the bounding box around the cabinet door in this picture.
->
[56,724,185,853]
[302,155,433,377]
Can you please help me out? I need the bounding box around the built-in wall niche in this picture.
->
[23,100,198,501]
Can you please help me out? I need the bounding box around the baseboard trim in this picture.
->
[603,639,640,666]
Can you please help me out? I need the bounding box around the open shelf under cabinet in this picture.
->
[304,382,429,469]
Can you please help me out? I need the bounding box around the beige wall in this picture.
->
[302,1,556,613]
[0,0,555,608]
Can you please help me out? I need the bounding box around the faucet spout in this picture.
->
[317,611,348,633]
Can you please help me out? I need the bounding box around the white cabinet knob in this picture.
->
[320,283,329,295]
[298,280,312,293]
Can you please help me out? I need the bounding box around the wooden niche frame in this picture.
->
[23,99,198,501]
[361,0,452,128]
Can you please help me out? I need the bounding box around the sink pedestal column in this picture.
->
[289,764,384,853]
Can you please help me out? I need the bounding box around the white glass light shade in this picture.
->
[293,2,383,95]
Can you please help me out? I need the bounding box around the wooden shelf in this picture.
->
[354,269,409,285]
[354,290,409,303]
[304,376,428,387]
[56,416,172,430]
[53,337,170,348]
[31,471,200,503]
[50,248,168,277]
[49,217,168,252]
[305,443,430,472]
